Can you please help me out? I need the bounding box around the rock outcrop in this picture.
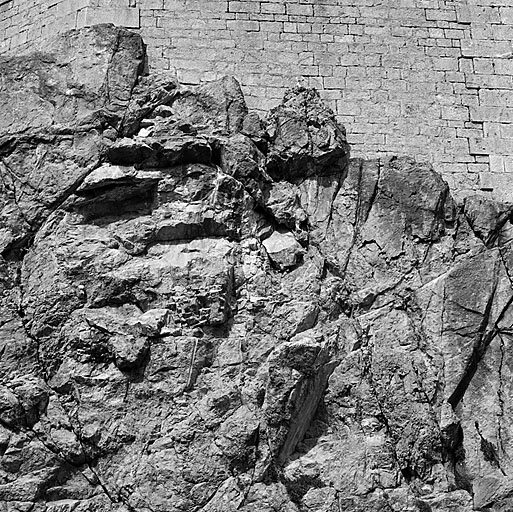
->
[0,24,513,512]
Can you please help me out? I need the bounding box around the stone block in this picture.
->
[425,8,457,21]
[494,59,513,76]
[0,2,13,15]
[57,0,90,17]
[504,157,513,173]
[500,7,513,23]
[163,0,186,8]
[445,28,465,39]
[479,89,513,107]
[466,74,513,90]
[489,155,505,173]
[176,68,202,84]
[229,1,260,13]
[455,5,471,23]
[461,39,512,58]
[489,138,513,156]
[226,19,259,31]
[442,106,469,121]
[286,3,313,16]
[501,125,513,139]
[142,0,164,8]
[313,4,341,17]
[479,173,513,202]
[261,2,285,14]
[469,6,501,23]
[478,172,494,191]
[80,6,140,28]
[471,106,513,123]
[466,163,489,174]
[469,138,489,156]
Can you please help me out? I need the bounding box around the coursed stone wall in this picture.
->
[2,0,513,201]
[0,0,139,52]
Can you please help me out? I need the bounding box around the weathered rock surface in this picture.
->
[1,24,513,512]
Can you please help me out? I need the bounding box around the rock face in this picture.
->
[1,24,513,512]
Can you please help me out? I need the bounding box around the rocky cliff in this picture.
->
[0,24,512,512]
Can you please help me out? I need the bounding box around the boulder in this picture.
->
[262,230,304,269]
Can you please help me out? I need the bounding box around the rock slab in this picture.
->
[0,24,512,512]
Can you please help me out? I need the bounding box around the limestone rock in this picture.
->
[1,25,513,512]
[266,86,350,182]
[0,24,146,257]
[262,230,304,269]
[172,76,248,134]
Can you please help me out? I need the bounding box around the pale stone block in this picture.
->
[479,173,513,202]
[141,0,163,8]
[461,39,512,58]
[468,138,489,156]
[479,172,494,191]
[57,0,90,17]
[82,6,140,28]
[455,5,471,23]
[489,155,505,174]
[261,3,285,14]
[504,157,513,174]
[471,106,513,123]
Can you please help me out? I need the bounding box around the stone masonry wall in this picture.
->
[0,0,140,51]
[2,0,513,201]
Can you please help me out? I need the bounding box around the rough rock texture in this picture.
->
[1,25,513,512]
